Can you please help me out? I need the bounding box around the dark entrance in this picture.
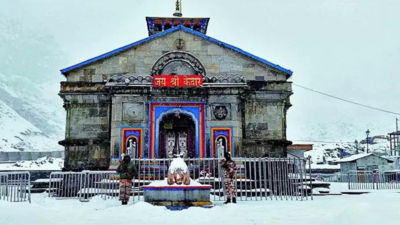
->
[158,113,196,158]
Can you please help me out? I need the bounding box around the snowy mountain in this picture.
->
[0,73,64,138]
[0,16,65,152]
[304,136,391,168]
[0,83,63,152]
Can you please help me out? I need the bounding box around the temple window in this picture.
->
[193,24,201,32]
[164,23,172,30]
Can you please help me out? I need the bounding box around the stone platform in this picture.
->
[142,179,213,209]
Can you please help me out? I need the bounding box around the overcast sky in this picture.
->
[3,0,400,142]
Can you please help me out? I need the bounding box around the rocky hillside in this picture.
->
[0,16,65,152]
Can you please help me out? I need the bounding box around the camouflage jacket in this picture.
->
[221,159,237,178]
[116,162,137,180]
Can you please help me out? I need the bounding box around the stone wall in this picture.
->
[110,94,149,159]
[64,31,289,83]
[60,93,111,171]
[60,29,293,169]
[206,91,243,156]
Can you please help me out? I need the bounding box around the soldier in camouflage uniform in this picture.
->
[221,152,237,204]
[116,155,137,205]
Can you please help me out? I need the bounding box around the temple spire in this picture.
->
[173,0,183,17]
[146,0,210,36]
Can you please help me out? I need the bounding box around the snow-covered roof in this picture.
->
[337,153,393,163]
[60,25,293,76]
[310,164,340,170]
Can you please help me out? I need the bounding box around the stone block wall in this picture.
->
[206,91,243,156]
[60,29,293,169]
[110,95,149,159]
[61,93,111,171]
[65,31,289,83]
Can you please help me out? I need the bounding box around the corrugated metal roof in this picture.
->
[60,25,293,76]
[337,153,394,163]
[337,153,373,163]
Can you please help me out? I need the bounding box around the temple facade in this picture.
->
[59,13,293,171]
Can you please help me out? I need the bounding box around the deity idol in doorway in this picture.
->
[126,138,137,159]
[217,138,226,158]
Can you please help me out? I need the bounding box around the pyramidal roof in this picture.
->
[60,25,293,76]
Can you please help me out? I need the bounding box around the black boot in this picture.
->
[224,197,231,204]
[232,197,237,204]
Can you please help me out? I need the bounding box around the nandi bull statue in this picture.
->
[167,154,190,185]
[142,153,212,208]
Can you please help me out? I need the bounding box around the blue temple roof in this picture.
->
[60,25,293,76]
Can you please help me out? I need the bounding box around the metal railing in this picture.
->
[348,171,400,190]
[48,172,84,200]
[0,171,31,203]
[49,157,312,202]
[48,171,119,201]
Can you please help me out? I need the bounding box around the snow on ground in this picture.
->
[1,189,400,225]
[0,157,63,171]
[0,99,62,152]
[309,163,340,170]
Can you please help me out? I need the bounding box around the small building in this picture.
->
[287,144,313,159]
[378,156,400,172]
[337,153,394,174]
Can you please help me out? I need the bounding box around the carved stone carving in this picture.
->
[214,106,228,120]
[162,61,196,75]
[203,76,245,84]
[122,103,144,121]
[107,75,153,84]
[151,51,206,76]
[175,38,185,50]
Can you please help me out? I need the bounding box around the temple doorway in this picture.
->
[158,113,196,158]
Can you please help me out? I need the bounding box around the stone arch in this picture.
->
[151,51,206,76]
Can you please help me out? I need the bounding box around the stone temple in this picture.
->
[58,11,293,171]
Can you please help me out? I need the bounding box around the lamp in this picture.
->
[366,129,370,153]
[354,140,359,154]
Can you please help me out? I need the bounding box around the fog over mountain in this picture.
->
[0,15,65,152]
[1,0,399,152]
